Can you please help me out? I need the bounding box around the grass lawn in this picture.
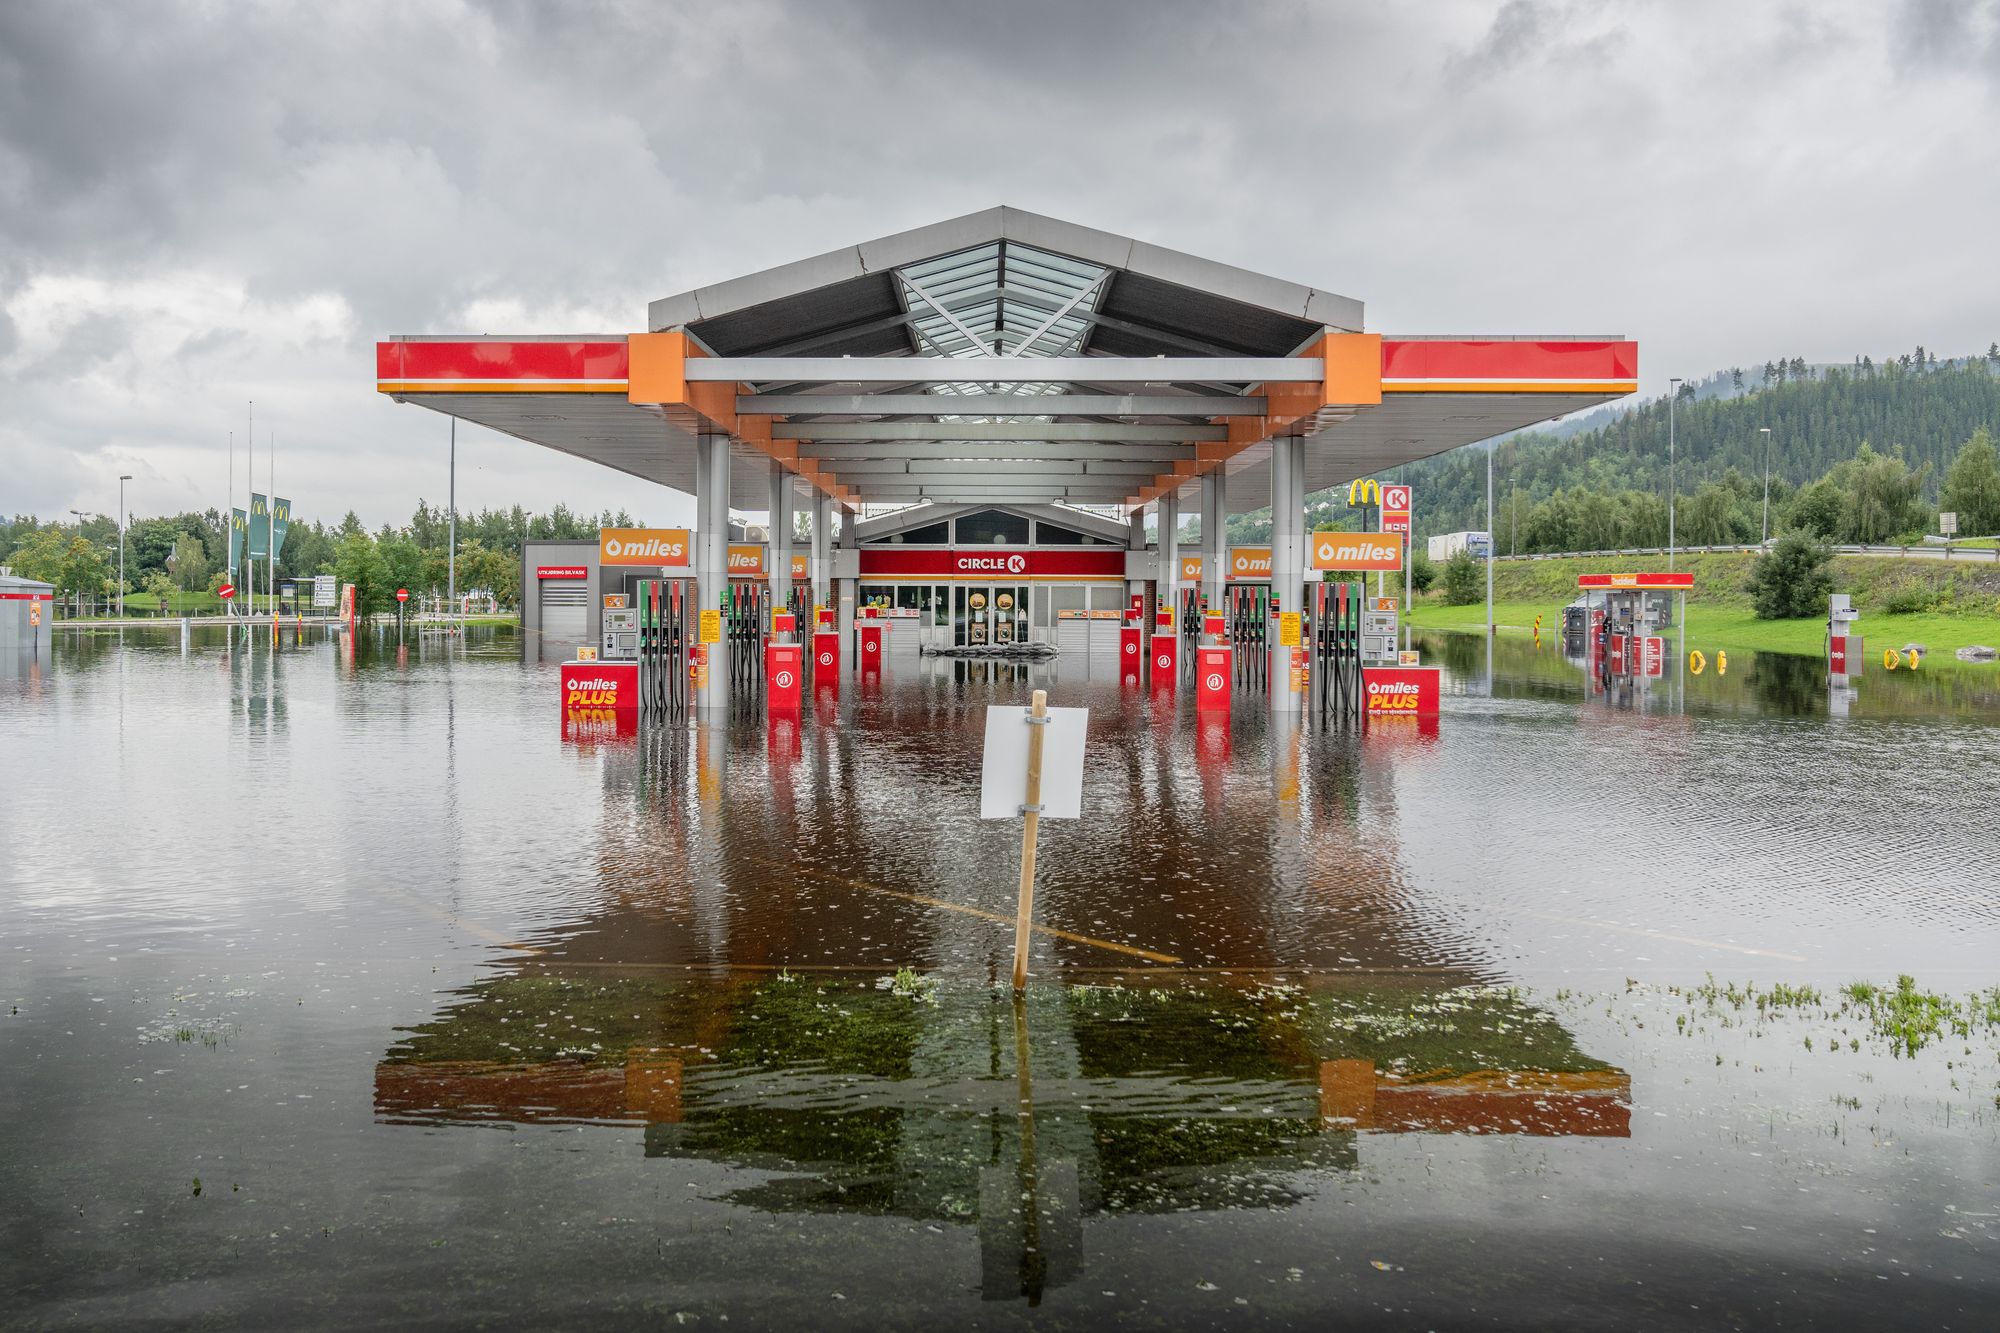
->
[1406,599,2000,657]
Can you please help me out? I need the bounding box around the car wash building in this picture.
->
[380,207,1635,714]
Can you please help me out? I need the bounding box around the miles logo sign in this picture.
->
[559,662,636,713]
[1360,666,1439,717]
[599,528,691,566]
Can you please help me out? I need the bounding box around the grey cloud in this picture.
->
[0,0,1995,526]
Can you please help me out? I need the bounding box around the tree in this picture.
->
[455,539,517,607]
[168,534,210,590]
[1680,481,1746,546]
[1941,427,2000,536]
[1839,444,1926,542]
[1746,533,1833,619]
[143,571,176,609]
[1788,479,1843,538]
[1440,549,1481,605]
[333,532,392,616]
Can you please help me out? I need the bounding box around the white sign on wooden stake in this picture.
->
[980,706,1088,819]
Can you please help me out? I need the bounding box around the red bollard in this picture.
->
[1196,645,1231,711]
[858,622,884,671]
[812,630,841,684]
[766,642,804,712]
[1151,633,1177,690]
[1119,625,1143,686]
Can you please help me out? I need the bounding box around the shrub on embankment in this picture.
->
[1443,550,2000,619]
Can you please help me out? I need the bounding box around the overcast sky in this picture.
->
[3,0,1996,530]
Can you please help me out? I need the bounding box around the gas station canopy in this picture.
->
[377,206,1637,516]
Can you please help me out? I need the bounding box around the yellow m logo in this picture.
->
[1346,478,1382,507]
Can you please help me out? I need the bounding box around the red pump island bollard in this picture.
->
[858,606,885,677]
[766,610,803,713]
[1195,611,1230,712]
[1151,607,1177,692]
[1119,621,1143,687]
[811,605,840,692]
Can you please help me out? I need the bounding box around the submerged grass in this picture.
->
[1676,973,2000,1057]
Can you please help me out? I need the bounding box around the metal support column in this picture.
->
[768,468,793,628]
[836,503,857,651]
[1270,437,1305,711]
[810,491,831,619]
[1200,469,1224,625]
[1126,511,1148,621]
[695,432,731,714]
[1157,491,1180,629]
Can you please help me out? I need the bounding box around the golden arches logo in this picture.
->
[1347,478,1383,507]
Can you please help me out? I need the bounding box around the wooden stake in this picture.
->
[1011,688,1049,992]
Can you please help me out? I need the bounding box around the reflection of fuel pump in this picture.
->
[1828,594,1862,677]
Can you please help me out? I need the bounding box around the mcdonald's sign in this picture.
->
[1347,478,1383,507]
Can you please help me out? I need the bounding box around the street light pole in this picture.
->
[118,474,132,618]
[68,509,88,617]
[1759,427,1772,544]
[1668,377,1683,569]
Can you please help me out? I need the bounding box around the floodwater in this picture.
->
[3,626,1997,1329]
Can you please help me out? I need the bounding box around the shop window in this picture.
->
[953,510,1030,545]
[1034,521,1094,545]
[887,521,949,545]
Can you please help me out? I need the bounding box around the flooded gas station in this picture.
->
[5,212,1999,1326]
[4,621,1998,1328]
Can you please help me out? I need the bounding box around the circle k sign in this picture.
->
[774,671,795,689]
[1205,672,1224,692]
[818,651,834,666]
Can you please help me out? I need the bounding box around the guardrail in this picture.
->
[1492,542,2000,563]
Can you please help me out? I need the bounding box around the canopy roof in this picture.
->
[378,207,1637,519]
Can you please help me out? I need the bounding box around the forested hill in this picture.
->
[1402,353,2000,541]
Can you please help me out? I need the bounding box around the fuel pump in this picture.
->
[1828,594,1862,676]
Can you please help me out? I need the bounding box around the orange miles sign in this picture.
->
[1179,547,1275,582]
[1310,531,1404,571]
[599,528,690,567]
[727,543,764,577]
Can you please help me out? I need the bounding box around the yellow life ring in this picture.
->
[1882,648,1900,671]
[1688,649,1706,675]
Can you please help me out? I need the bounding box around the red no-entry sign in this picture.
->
[396,588,410,603]
[218,583,235,600]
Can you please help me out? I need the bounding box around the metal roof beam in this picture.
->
[797,441,1196,462]
[775,421,1225,443]
[739,393,1267,417]
[688,357,1320,384]
[828,460,1161,477]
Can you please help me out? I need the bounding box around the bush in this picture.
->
[1409,549,1437,594]
[1441,550,1482,605]
[1878,581,1940,615]
[1746,532,1833,619]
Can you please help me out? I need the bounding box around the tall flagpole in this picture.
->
[226,430,234,620]
[268,429,276,642]
[246,400,254,630]
[447,418,457,627]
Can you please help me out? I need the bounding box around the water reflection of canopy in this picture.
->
[376,972,1630,1219]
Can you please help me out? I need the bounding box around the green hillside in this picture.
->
[1403,352,2000,545]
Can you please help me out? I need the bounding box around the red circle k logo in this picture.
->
[1006,553,1027,574]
